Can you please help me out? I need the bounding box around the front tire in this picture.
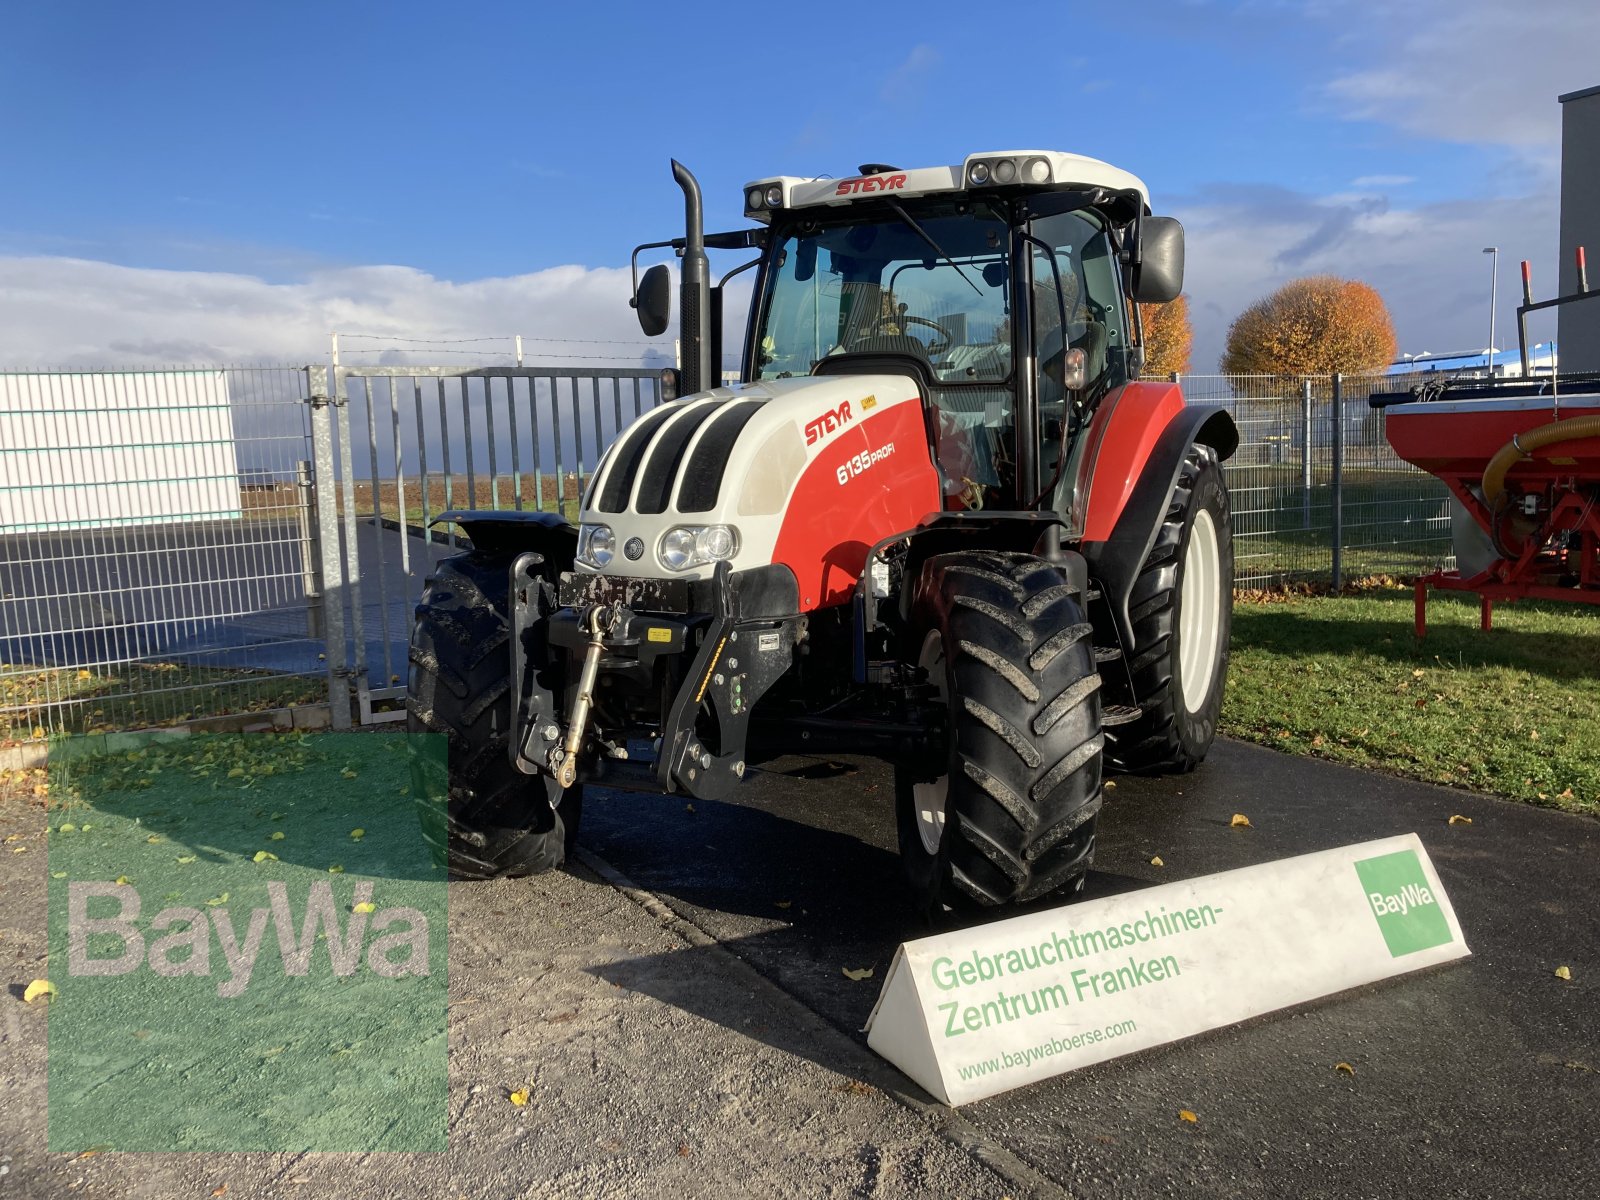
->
[1107,443,1233,773]
[407,553,581,878]
[896,551,1104,914]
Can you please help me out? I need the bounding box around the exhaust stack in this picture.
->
[671,160,713,395]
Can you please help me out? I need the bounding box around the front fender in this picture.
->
[431,509,578,569]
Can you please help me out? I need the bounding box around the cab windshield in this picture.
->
[754,204,1012,384]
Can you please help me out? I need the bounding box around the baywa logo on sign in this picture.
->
[1353,849,1453,957]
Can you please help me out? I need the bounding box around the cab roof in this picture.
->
[742,150,1150,223]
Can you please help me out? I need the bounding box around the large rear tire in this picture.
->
[896,551,1104,914]
[1106,443,1233,773]
[406,553,580,878]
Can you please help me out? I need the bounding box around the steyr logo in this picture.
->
[834,173,908,196]
[1353,850,1452,958]
[805,400,854,445]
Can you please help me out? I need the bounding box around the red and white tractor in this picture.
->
[408,151,1237,913]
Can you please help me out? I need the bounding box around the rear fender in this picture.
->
[431,510,578,573]
[1079,404,1237,661]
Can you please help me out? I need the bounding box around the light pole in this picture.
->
[1483,247,1499,376]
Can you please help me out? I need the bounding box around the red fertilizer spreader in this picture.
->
[1372,251,1600,636]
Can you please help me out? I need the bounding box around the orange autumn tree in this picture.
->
[1220,276,1397,378]
[1138,294,1193,376]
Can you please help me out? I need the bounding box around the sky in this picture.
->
[1,0,1595,373]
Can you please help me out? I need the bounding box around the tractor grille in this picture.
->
[591,395,768,516]
[675,400,763,512]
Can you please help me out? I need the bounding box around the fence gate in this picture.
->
[307,365,667,728]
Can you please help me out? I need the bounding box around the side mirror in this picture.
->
[1131,216,1184,303]
[633,263,672,336]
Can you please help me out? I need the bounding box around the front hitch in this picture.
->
[551,603,619,789]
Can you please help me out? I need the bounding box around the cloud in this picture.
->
[1172,180,1559,369]
[1320,0,1599,153]
[879,44,940,108]
[1349,175,1415,188]
[0,257,680,370]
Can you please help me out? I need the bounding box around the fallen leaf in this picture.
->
[10,846,26,854]
[350,828,365,840]
[145,835,162,844]
[340,768,359,779]
[1558,788,1574,800]
[328,864,345,874]
[114,875,132,885]
[774,900,792,910]
[212,1186,228,1198]
[1150,856,1165,868]
[842,967,874,981]
[1104,780,1117,791]
[509,1087,530,1106]
[685,803,696,814]
[176,855,197,864]
[1529,729,1540,741]
[23,978,57,1004]
[205,892,231,907]
[227,767,245,779]
[1448,814,1472,826]
[1178,1109,1198,1123]
[51,870,68,879]
[1335,1062,1356,1076]
[253,851,278,864]
[1555,965,1572,981]
[676,1144,691,1157]
[1230,813,1252,828]
[270,831,285,841]
[75,1145,112,1158]
[353,902,376,914]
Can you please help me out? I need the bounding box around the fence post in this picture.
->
[294,459,323,640]
[1331,373,1344,591]
[1300,379,1313,530]
[307,366,352,731]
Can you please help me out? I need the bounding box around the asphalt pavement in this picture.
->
[579,738,1599,1198]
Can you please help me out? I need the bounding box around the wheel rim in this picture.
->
[1179,508,1222,714]
[913,628,948,857]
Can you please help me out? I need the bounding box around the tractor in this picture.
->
[408,151,1237,913]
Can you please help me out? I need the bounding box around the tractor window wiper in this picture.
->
[883,198,982,295]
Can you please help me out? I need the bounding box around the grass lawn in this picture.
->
[1223,585,1600,816]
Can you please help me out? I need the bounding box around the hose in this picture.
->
[1480,415,1600,507]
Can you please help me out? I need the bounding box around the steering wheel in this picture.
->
[900,315,955,358]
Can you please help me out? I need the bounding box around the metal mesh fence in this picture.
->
[3,362,1457,743]
[1171,372,1454,588]
[1,368,326,741]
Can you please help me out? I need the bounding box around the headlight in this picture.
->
[747,187,765,209]
[764,184,783,208]
[577,523,615,568]
[658,524,739,572]
[968,161,991,185]
[994,158,1017,184]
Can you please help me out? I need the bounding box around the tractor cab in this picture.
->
[633,151,1184,531]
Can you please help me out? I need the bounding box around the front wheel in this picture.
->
[1107,443,1233,773]
[895,551,1104,915]
[406,553,581,878]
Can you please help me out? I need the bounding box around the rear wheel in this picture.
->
[1107,443,1233,773]
[407,552,580,878]
[896,550,1104,914]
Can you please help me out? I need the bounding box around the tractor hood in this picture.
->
[576,375,941,604]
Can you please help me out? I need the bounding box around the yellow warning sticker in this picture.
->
[647,627,672,643]
[862,394,878,411]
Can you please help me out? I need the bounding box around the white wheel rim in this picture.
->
[913,629,948,857]
[1178,508,1222,714]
